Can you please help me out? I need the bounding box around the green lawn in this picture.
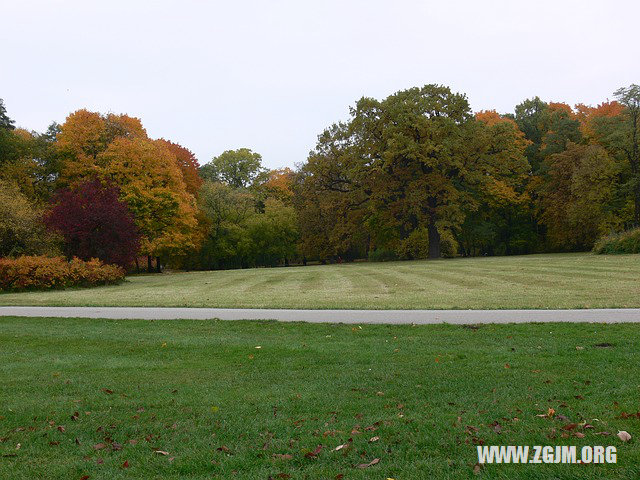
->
[1,253,639,309]
[1,317,639,479]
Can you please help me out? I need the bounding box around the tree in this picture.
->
[0,99,15,130]
[157,139,203,196]
[247,199,299,266]
[0,180,55,257]
[44,179,140,267]
[200,148,265,188]
[540,143,618,249]
[256,168,295,205]
[56,110,147,184]
[98,138,199,268]
[55,110,200,270]
[196,181,256,269]
[612,84,640,226]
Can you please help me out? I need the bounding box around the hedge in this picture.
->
[0,256,125,292]
[592,228,640,255]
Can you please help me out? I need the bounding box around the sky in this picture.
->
[2,0,639,170]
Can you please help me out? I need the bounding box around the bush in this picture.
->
[593,228,640,255]
[368,248,398,262]
[0,256,125,292]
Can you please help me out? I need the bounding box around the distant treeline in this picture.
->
[1,84,639,271]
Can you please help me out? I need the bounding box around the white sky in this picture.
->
[2,0,639,169]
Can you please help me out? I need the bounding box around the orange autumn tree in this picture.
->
[56,110,147,184]
[99,138,199,267]
[574,101,624,141]
[258,168,295,205]
[157,139,203,196]
[56,110,200,270]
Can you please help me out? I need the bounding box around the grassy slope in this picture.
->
[1,317,640,479]
[1,253,639,309]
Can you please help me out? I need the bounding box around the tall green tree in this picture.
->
[200,148,265,188]
[612,85,640,226]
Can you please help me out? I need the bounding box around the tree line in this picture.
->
[0,83,639,271]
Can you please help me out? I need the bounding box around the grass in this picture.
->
[1,253,639,309]
[1,317,640,479]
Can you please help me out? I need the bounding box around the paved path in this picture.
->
[2,306,640,324]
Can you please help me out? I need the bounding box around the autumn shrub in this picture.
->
[0,256,125,292]
[593,228,640,255]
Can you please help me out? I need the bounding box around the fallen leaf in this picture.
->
[473,462,483,474]
[575,432,585,438]
[273,453,293,460]
[121,460,129,469]
[93,443,106,450]
[334,443,348,451]
[562,423,578,431]
[154,450,169,455]
[80,476,90,480]
[357,458,380,469]
[71,412,80,421]
[101,388,113,395]
[111,442,122,451]
[369,436,380,442]
[57,425,66,433]
[305,445,323,458]
[617,431,632,442]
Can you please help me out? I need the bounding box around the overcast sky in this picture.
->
[2,0,639,169]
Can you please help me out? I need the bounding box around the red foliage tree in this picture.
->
[45,179,140,267]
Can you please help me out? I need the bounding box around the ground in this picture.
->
[1,253,640,309]
[1,317,640,479]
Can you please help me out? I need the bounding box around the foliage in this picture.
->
[200,148,265,188]
[593,228,640,254]
[0,180,57,257]
[0,256,124,291]
[192,181,299,269]
[98,137,199,259]
[54,110,200,263]
[540,144,618,250]
[157,139,203,196]
[44,179,140,267]
[297,85,529,260]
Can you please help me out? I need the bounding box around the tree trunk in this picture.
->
[147,255,153,273]
[428,218,441,259]
[156,257,161,273]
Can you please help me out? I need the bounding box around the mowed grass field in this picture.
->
[1,317,640,479]
[1,253,639,309]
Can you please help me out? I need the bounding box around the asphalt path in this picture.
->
[1,306,640,323]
